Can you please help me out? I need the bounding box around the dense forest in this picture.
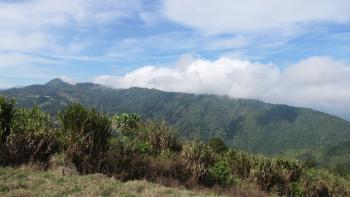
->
[1,96,349,196]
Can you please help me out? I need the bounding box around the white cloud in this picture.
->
[93,56,350,120]
[0,0,139,29]
[163,0,350,33]
[0,0,140,62]
[0,0,143,83]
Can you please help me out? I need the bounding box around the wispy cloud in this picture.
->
[163,0,350,34]
[0,0,144,84]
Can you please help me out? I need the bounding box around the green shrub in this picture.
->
[208,138,228,154]
[289,182,304,196]
[135,141,154,155]
[4,107,58,166]
[59,103,112,174]
[222,150,252,179]
[111,113,141,136]
[181,140,214,183]
[139,121,181,154]
[145,156,191,184]
[251,156,303,195]
[209,160,233,186]
[0,96,15,143]
[299,168,350,197]
[159,148,176,160]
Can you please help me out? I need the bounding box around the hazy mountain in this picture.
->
[1,78,350,155]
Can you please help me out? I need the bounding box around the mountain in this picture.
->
[1,78,350,155]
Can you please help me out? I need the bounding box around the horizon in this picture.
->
[0,0,350,120]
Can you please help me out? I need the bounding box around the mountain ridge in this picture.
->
[1,79,350,155]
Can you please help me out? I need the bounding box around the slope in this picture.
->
[1,78,350,154]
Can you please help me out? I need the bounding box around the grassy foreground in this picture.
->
[0,167,227,197]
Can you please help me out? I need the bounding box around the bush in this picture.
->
[111,113,141,136]
[138,121,181,154]
[4,107,58,166]
[208,138,228,154]
[251,157,302,195]
[300,168,350,197]
[181,140,214,183]
[103,141,149,181]
[59,103,112,174]
[159,148,176,160]
[0,96,15,143]
[222,150,252,179]
[209,160,234,186]
[145,156,191,185]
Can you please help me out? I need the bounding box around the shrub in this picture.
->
[208,138,228,154]
[251,156,303,195]
[103,144,149,181]
[111,113,141,136]
[181,140,214,183]
[159,148,176,160]
[144,156,191,185]
[209,160,234,186]
[138,121,181,154]
[59,103,112,174]
[299,168,350,197]
[0,96,15,143]
[251,157,282,192]
[135,140,154,155]
[4,107,58,166]
[222,150,252,179]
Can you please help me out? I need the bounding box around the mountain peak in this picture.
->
[45,78,72,87]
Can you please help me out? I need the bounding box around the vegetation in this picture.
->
[58,103,112,174]
[1,95,349,196]
[0,167,223,197]
[2,79,350,156]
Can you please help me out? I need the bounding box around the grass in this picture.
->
[0,167,225,197]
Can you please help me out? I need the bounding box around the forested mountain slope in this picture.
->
[1,78,350,154]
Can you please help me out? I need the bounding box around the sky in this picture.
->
[1,0,350,120]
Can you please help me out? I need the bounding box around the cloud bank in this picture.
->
[94,56,350,120]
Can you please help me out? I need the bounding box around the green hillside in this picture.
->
[1,78,350,154]
[285,140,350,175]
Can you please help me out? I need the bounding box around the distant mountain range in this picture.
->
[1,78,350,156]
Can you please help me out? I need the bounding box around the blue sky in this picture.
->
[1,0,350,119]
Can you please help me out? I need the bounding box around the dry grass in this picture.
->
[0,167,224,197]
